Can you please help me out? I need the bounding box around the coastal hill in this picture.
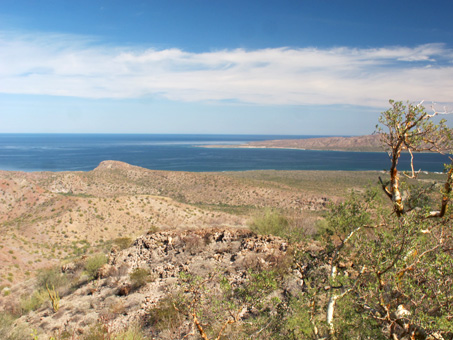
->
[0,160,381,287]
[203,134,383,152]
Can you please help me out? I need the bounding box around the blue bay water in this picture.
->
[0,134,449,173]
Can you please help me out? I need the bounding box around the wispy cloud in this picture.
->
[1,31,453,107]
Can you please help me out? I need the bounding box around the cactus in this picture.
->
[46,283,60,313]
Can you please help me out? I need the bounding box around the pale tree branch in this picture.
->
[427,162,453,218]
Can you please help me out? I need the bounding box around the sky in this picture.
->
[1,0,453,135]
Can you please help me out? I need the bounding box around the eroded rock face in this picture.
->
[113,228,288,278]
[16,227,297,339]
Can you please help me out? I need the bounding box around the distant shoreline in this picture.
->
[199,134,384,153]
[199,145,383,153]
[1,134,448,173]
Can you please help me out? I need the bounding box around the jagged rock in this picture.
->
[117,284,132,296]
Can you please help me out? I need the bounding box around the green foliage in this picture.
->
[112,325,146,340]
[0,312,31,340]
[129,267,153,290]
[296,170,453,338]
[147,225,159,234]
[236,269,279,305]
[70,239,90,257]
[250,209,306,242]
[333,294,385,340]
[146,292,187,334]
[150,270,294,340]
[84,253,107,280]
[112,237,133,251]
[20,289,48,314]
[351,212,453,337]
[36,266,68,291]
[376,100,452,156]
[285,179,453,338]
[323,187,378,236]
[81,323,110,340]
[376,100,452,216]
[250,209,289,237]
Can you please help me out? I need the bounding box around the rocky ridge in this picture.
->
[10,227,300,339]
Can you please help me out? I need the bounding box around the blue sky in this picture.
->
[1,0,453,135]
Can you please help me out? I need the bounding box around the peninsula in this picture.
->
[202,134,383,152]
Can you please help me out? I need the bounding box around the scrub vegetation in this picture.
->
[0,100,452,339]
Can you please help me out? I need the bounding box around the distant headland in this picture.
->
[201,134,383,152]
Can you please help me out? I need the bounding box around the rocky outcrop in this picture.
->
[16,227,298,339]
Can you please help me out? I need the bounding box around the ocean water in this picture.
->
[0,134,449,173]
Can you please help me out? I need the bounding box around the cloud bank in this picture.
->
[1,31,453,107]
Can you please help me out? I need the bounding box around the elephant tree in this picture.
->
[376,100,452,217]
[311,100,453,340]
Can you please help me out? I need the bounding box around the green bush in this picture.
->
[148,225,159,234]
[84,253,107,280]
[36,266,68,290]
[81,323,109,340]
[0,312,30,340]
[112,324,146,340]
[20,289,48,314]
[130,267,153,289]
[249,209,292,240]
[112,237,133,250]
[146,293,186,333]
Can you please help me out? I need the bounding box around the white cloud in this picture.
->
[1,31,453,107]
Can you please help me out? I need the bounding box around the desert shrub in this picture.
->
[84,253,108,280]
[0,312,30,340]
[285,210,320,238]
[130,267,154,290]
[112,237,133,250]
[82,321,147,340]
[0,313,15,339]
[2,286,11,296]
[148,225,159,234]
[146,292,187,335]
[250,209,288,234]
[250,209,295,240]
[82,323,110,340]
[112,324,147,340]
[20,289,48,313]
[146,270,292,340]
[36,266,68,290]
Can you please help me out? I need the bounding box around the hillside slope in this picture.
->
[0,161,347,287]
